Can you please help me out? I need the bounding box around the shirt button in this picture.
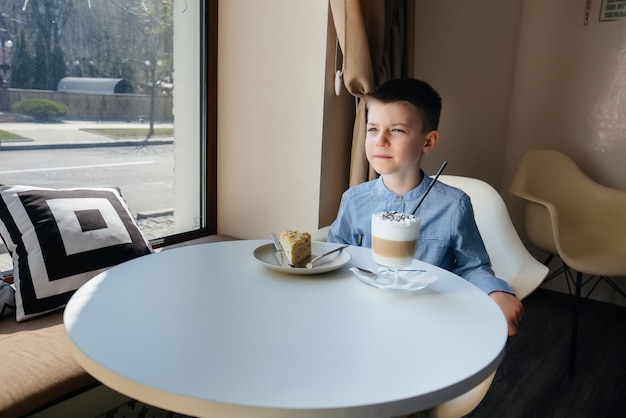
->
[396,195,403,201]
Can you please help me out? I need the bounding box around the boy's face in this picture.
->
[365,100,438,182]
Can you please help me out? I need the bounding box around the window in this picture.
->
[0,0,217,275]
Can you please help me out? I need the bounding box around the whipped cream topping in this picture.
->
[373,211,419,225]
[372,211,420,242]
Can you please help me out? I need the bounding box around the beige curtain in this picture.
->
[330,0,409,186]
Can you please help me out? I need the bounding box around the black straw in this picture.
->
[412,161,448,215]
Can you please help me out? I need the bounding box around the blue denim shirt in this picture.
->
[328,174,514,295]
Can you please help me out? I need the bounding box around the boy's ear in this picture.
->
[423,130,439,153]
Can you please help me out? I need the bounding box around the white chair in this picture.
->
[426,175,548,418]
[437,175,548,301]
[509,149,626,376]
[316,175,548,417]
[310,226,331,242]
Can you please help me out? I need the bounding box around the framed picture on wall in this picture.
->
[600,0,626,21]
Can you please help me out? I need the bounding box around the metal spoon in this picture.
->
[355,267,425,275]
[306,245,348,269]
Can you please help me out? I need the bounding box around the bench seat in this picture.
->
[0,312,98,418]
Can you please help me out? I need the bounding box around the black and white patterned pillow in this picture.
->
[0,185,153,322]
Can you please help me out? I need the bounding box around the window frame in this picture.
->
[150,0,217,249]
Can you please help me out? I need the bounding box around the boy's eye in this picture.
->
[392,128,406,133]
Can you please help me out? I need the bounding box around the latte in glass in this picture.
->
[371,211,420,268]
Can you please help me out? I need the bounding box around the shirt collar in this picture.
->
[375,170,432,200]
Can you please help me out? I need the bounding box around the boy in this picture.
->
[328,78,523,336]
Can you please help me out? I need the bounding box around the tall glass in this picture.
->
[371,211,420,285]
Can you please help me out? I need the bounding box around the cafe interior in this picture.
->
[1,0,625,417]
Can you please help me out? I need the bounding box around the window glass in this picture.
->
[0,0,210,274]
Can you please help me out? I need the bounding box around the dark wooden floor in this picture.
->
[466,288,626,418]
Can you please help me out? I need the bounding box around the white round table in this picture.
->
[64,240,507,417]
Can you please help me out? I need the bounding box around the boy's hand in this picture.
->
[489,291,524,336]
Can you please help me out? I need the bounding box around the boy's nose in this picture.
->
[376,132,390,146]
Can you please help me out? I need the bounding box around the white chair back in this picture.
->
[437,175,548,300]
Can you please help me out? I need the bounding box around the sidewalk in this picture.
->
[0,119,174,150]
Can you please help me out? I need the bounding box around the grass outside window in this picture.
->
[0,130,26,141]
[84,128,174,138]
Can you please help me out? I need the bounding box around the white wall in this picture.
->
[504,0,626,191]
[413,0,523,188]
[504,0,626,305]
[217,1,329,238]
[413,0,626,305]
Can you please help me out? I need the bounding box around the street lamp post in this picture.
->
[0,39,13,80]
[0,38,12,112]
[144,59,156,136]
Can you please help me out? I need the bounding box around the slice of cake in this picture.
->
[279,230,311,266]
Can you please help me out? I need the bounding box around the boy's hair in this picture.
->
[365,78,442,132]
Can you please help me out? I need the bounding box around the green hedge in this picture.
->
[12,99,69,121]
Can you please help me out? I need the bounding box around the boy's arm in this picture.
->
[489,291,524,336]
[459,255,524,336]
[451,197,515,294]
[328,217,362,246]
[327,194,362,246]
[452,195,523,335]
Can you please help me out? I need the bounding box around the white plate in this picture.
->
[253,242,352,275]
[351,266,438,291]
